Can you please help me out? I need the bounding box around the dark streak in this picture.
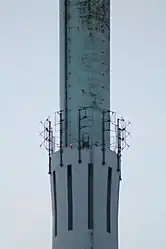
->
[77,0,110,30]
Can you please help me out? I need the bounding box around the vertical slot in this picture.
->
[88,163,93,229]
[67,165,73,230]
[107,167,112,233]
[53,171,57,237]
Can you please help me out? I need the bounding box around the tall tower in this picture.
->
[60,0,111,148]
[40,1,129,249]
[55,0,118,248]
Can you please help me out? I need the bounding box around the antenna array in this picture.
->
[40,109,131,173]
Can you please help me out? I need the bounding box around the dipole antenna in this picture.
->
[117,118,121,176]
[116,117,131,180]
[40,117,54,174]
[59,110,64,167]
[77,107,93,163]
[101,109,115,165]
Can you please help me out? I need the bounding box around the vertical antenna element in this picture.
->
[48,119,52,174]
[40,117,54,174]
[78,107,93,162]
[116,118,131,180]
[117,118,122,180]
[59,111,64,167]
[117,118,121,172]
[102,110,112,165]
[102,110,105,165]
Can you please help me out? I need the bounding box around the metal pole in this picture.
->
[60,111,63,167]
[102,110,105,165]
[117,118,122,180]
[48,120,51,174]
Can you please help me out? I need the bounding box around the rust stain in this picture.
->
[77,0,110,30]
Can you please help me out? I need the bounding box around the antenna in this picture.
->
[54,110,65,167]
[78,107,93,163]
[40,117,54,174]
[101,109,116,165]
[58,110,64,167]
[116,117,131,180]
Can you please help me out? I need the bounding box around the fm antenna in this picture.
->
[40,117,54,174]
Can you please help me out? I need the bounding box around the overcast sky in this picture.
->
[0,0,165,249]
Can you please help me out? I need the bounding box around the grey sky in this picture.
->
[0,0,165,249]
